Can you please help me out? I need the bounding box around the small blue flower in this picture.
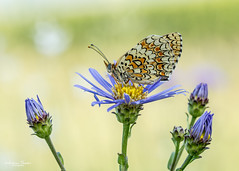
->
[25,96,52,138]
[74,68,187,112]
[25,95,49,125]
[188,83,209,117]
[190,83,208,105]
[185,111,214,156]
[190,111,213,143]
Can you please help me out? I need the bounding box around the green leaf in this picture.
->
[167,151,175,170]
[57,152,64,165]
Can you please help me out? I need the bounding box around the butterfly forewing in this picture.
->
[162,32,182,63]
[115,33,182,84]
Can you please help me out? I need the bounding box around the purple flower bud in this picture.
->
[190,111,213,143]
[188,83,209,117]
[25,96,52,138]
[185,111,214,156]
[25,95,49,125]
[190,83,208,105]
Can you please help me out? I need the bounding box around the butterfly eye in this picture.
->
[107,64,112,73]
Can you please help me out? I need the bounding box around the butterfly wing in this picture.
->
[116,33,182,84]
[162,32,182,63]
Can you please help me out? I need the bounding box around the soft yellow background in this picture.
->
[0,0,238,170]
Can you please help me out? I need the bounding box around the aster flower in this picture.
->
[25,96,66,170]
[75,68,187,170]
[186,111,214,156]
[171,126,186,144]
[190,83,208,105]
[74,68,187,113]
[25,95,52,138]
[175,111,214,171]
[188,83,209,118]
[189,111,213,144]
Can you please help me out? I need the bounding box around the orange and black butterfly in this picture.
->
[89,32,182,84]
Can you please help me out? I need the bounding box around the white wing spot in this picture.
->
[149,54,156,59]
[134,68,141,73]
[146,37,154,44]
[129,49,137,55]
[145,50,152,56]
[134,61,141,66]
[139,48,146,54]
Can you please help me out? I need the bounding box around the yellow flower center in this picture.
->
[112,83,147,101]
[200,131,211,140]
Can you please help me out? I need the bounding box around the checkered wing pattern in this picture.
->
[115,32,182,84]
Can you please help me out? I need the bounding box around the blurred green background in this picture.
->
[0,0,238,170]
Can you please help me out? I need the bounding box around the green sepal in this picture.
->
[57,152,64,165]
[167,151,175,170]
[188,100,207,118]
[185,136,211,157]
[30,117,52,139]
[114,104,142,124]
[171,126,186,145]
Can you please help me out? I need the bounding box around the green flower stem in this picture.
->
[45,136,66,171]
[119,123,130,171]
[177,154,193,171]
[170,141,180,171]
[172,116,197,170]
[188,116,197,130]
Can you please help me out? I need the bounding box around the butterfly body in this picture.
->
[90,32,182,85]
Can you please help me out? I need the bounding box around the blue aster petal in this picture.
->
[107,103,123,112]
[25,96,48,124]
[91,86,114,99]
[74,84,113,99]
[94,94,100,107]
[144,78,164,93]
[124,93,131,104]
[108,74,116,86]
[190,111,213,143]
[92,99,125,106]
[142,85,185,103]
[140,89,186,104]
[75,68,186,112]
[75,72,113,98]
[89,68,113,93]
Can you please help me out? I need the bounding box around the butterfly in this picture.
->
[89,32,182,85]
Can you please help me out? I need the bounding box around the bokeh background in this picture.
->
[0,0,238,170]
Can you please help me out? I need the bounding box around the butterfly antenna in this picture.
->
[88,44,110,64]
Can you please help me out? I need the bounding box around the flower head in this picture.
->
[188,83,209,117]
[171,126,186,144]
[190,83,208,105]
[75,68,187,113]
[25,96,52,138]
[185,111,214,156]
[190,111,213,143]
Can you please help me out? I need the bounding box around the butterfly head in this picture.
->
[88,44,115,74]
[103,60,113,73]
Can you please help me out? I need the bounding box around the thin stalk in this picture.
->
[45,136,66,171]
[119,123,130,171]
[170,141,180,171]
[172,116,197,170]
[178,154,193,171]
[188,116,196,130]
